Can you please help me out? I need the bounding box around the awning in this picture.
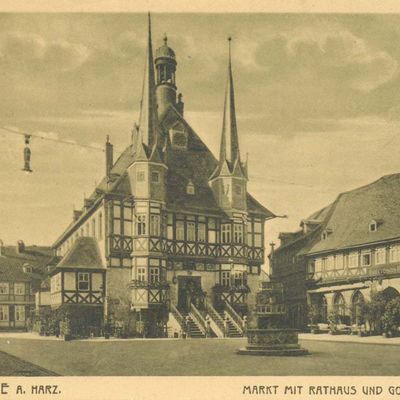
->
[307,282,369,294]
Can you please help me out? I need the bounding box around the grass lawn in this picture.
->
[0,337,399,376]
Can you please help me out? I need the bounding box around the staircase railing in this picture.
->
[189,303,207,335]
[170,303,185,330]
[206,303,225,332]
[224,301,244,335]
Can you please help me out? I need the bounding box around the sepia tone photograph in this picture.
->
[1,5,400,379]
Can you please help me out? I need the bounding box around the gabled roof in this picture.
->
[307,174,400,254]
[0,245,53,282]
[276,174,400,258]
[160,105,274,218]
[56,237,104,270]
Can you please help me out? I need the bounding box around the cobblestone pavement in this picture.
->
[0,351,57,376]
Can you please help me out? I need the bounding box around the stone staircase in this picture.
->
[215,304,245,338]
[186,317,206,338]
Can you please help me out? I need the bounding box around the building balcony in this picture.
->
[130,280,170,309]
[213,284,250,305]
[109,234,133,254]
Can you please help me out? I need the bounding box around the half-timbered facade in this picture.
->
[271,174,400,329]
[0,241,52,330]
[52,15,275,337]
[49,237,106,337]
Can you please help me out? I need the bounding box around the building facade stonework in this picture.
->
[271,174,400,330]
[49,16,275,338]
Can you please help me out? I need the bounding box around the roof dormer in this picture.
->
[369,219,383,232]
[321,228,333,241]
[186,179,195,195]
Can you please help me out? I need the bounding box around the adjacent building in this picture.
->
[0,240,53,330]
[271,174,400,329]
[50,16,275,337]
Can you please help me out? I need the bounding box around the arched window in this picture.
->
[382,287,400,302]
[333,292,346,317]
[320,295,328,323]
[351,290,365,325]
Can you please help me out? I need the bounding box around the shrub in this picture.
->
[382,297,400,336]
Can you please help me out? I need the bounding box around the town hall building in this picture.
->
[47,15,275,338]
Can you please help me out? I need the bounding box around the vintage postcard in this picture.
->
[1,0,400,399]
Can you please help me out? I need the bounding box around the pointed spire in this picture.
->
[219,37,240,167]
[137,12,159,150]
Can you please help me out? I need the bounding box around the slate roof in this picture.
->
[307,174,400,254]
[0,245,53,283]
[53,105,274,247]
[56,237,104,270]
[276,174,400,257]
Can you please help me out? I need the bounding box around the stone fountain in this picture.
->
[238,281,309,356]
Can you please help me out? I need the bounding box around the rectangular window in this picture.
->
[335,254,344,270]
[390,245,400,263]
[233,224,244,244]
[77,273,89,291]
[176,221,184,240]
[361,252,371,266]
[247,221,253,247]
[326,256,334,270]
[233,271,246,286]
[198,222,206,242]
[0,305,9,321]
[187,221,196,241]
[0,282,9,295]
[208,218,217,244]
[14,283,25,295]
[221,224,231,244]
[149,267,160,283]
[15,305,25,322]
[315,259,322,273]
[375,247,386,265]
[137,267,146,282]
[151,171,160,183]
[221,271,230,286]
[348,252,359,268]
[150,215,160,236]
[136,214,147,236]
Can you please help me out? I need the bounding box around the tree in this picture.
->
[382,297,400,336]
[361,291,386,334]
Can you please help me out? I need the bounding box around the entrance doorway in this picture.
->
[177,276,204,313]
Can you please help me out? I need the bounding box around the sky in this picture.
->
[2,13,400,256]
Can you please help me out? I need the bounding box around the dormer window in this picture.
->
[369,219,382,232]
[186,180,195,195]
[321,228,332,241]
[22,263,32,273]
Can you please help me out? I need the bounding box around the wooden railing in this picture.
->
[224,301,244,334]
[189,303,207,334]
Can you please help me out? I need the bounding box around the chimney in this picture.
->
[17,240,25,254]
[105,135,113,178]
